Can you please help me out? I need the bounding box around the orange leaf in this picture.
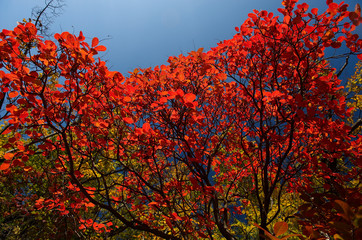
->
[24,166,32,172]
[123,117,134,124]
[149,202,159,209]
[8,91,18,98]
[94,45,106,51]
[322,30,334,41]
[4,152,14,160]
[335,200,353,221]
[283,15,291,24]
[274,221,288,237]
[92,37,99,48]
[0,162,10,171]
[124,96,131,102]
[254,223,279,240]
[184,93,196,103]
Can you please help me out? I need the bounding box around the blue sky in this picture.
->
[1,0,361,78]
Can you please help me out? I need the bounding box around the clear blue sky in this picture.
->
[0,0,361,79]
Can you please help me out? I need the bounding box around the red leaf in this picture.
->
[25,22,37,35]
[327,3,339,16]
[298,3,309,12]
[78,31,85,41]
[171,212,182,221]
[198,232,208,238]
[54,33,61,40]
[22,155,29,162]
[35,198,44,205]
[12,159,23,167]
[189,176,198,188]
[331,41,341,48]
[92,37,99,48]
[349,12,359,21]
[79,224,86,230]
[176,89,184,97]
[165,218,173,229]
[248,13,258,21]
[142,122,151,132]
[2,128,12,135]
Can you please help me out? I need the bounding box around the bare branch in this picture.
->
[31,0,66,37]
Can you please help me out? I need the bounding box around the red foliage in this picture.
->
[0,0,361,239]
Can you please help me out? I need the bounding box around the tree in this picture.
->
[290,58,362,240]
[0,0,361,239]
[347,60,362,134]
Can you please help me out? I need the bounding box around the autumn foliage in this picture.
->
[0,0,361,239]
